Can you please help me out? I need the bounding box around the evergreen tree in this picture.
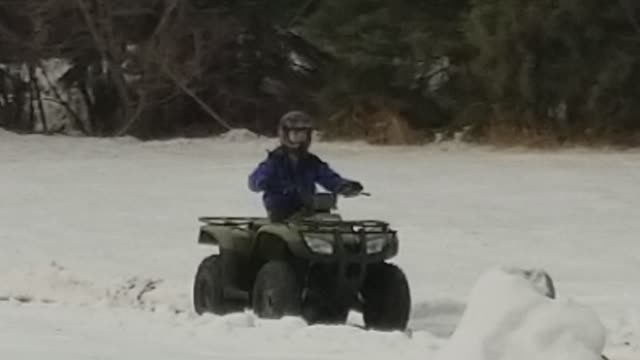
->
[465,0,640,140]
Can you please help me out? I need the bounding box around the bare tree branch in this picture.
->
[619,0,640,36]
[115,0,180,135]
[288,0,320,28]
[157,57,233,131]
[74,0,133,135]
[39,61,88,134]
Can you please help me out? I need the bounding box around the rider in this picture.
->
[248,111,363,221]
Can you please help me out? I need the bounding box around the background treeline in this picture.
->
[0,0,639,146]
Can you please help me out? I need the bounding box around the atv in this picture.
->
[192,192,411,331]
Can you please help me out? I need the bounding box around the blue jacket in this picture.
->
[248,147,347,220]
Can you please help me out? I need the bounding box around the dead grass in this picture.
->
[323,104,422,145]
[475,122,640,149]
[322,103,640,148]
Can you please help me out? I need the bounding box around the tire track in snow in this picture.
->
[0,261,466,335]
[0,261,183,313]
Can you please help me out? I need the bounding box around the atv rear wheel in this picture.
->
[252,261,302,319]
[193,255,233,315]
[361,262,411,331]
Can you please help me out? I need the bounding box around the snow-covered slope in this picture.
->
[0,129,638,359]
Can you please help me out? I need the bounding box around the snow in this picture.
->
[0,129,639,359]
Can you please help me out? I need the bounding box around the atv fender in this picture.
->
[255,224,309,258]
[198,225,253,253]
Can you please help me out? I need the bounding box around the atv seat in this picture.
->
[311,193,337,213]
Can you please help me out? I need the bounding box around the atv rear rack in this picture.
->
[198,217,268,227]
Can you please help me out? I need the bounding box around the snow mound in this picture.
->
[435,266,606,360]
[217,128,262,142]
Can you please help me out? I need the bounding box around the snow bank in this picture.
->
[435,267,606,360]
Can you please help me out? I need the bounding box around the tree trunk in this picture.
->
[31,66,48,133]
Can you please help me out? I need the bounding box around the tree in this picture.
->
[465,0,640,141]
[298,0,470,135]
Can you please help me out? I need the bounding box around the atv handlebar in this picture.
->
[339,190,371,198]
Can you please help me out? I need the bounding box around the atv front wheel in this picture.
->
[193,255,232,315]
[252,261,302,319]
[361,262,411,331]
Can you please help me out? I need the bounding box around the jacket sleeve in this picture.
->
[248,157,274,192]
[314,157,347,193]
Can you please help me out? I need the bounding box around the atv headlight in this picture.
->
[365,234,388,254]
[303,233,334,255]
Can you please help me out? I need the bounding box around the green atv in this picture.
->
[192,193,411,331]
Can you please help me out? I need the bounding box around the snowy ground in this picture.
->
[1,129,639,359]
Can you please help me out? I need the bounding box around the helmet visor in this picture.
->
[286,127,311,147]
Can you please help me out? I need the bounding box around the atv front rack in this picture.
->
[199,217,392,233]
[297,219,391,233]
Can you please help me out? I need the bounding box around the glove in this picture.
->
[338,180,363,197]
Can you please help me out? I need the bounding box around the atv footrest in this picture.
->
[223,286,249,302]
